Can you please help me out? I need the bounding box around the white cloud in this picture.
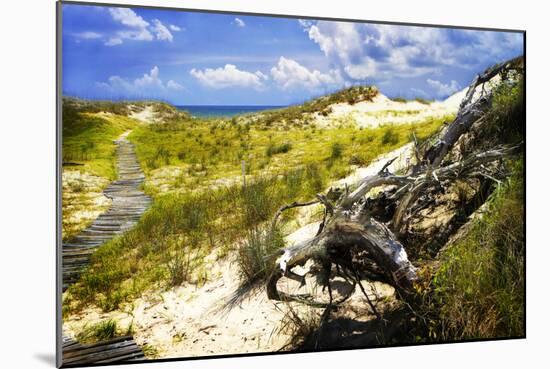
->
[108,8,149,29]
[105,37,123,46]
[96,66,183,96]
[427,78,460,97]
[270,57,343,91]
[77,31,102,40]
[300,20,524,83]
[105,8,175,45]
[167,80,184,90]
[135,66,163,88]
[234,18,246,27]
[107,7,152,44]
[77,8,183,47]
[190,64,267,89]
[151,19,173,42]
[298,19,313,29]
[116,28,153,42]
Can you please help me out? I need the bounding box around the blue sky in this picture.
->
[62,3,524,105]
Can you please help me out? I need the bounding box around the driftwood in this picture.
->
[421,55,524,168]
[265,56,523,310]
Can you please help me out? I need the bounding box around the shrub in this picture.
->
[284,169,305,199]
[415,97,432,105]
[266,142,293,157]
[236,226,284,286]
[381,127,399,145]
[432,159,525,340]
[348,154,365,165]
[482,77,524,144]
[329,142,343,160]
[76,319,118,343]
[305,163,325,194]
[165,247,189,287]
[242,179,275,227]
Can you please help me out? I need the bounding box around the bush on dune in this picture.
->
[421,158,525,341]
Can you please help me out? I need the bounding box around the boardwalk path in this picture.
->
[62,335,145,366]
[62,131,151,291]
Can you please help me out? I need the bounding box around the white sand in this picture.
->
[63,247,395,358]
[313,93,460,128]
[334,142,415,189]
[129,105,157,123]
[62,170,111,239]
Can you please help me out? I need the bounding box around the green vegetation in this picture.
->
[63,96,189,121]
[62,105,138,179]
[431,158,524,340]
[329,142,343,160]
[64,110,450,314]
[236,226,285,287]
[482,77,525,144]
[62,97,190,179]
[63,97,134,116]
[61,100,140,240]
[63,169,330,314]
[142,344,160,358]
[249,85,379,127]
[414,97,433,105]
[381,127,400,145]
[266,141,293,157]
[76,319,119,343]
[129,114,452,196]
[424,76,525,340]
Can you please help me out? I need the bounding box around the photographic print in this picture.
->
[58,1,525,366]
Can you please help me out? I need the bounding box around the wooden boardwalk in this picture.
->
[62,335,145,366]
[62,132,151,291]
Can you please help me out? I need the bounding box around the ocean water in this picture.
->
[176,105,283,118]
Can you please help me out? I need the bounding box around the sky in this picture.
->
[62,3,524,106]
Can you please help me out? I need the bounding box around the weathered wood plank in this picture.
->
[62,335,145,365]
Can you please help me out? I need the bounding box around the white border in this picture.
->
[1,0,547,368]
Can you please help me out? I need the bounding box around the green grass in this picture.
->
[61,100,141,240]
[129,114,452,196]
[236,226,285,287]
[63,168,330,314]
[63,109,138,180]
[430,158,524,340]
[76,319,119,343]
[62,97,190,179]
[481,76,524,145]
[266,141,293,157]
[414,97,433,105]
